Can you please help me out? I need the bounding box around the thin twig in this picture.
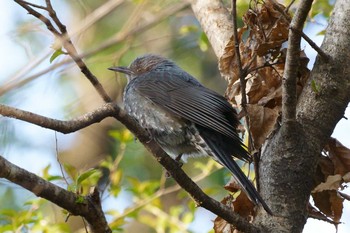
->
[2,1,189,97]
[270,0,328,61]
[231,0,247,109]
[55,132,69,187]
[20,0,47,9]
[299,29,329,61]
[338,191,350,201]
[285,0,296,12]
[14,0,60,35]
[247,61,284,74]
[14,0,112,103]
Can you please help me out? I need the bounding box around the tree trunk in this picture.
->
[192,0,350,232]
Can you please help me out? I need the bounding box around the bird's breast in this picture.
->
[123,86,211,160]
[124,87,184,133]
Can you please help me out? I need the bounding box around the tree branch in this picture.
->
[2,1,189,97]
[270,0,329,61]
[0,101,261,232]
[9,1,262,231]
[0,155,111,232]
[258,0,350,231]
[107,100,262,232]
[189,0,233,59]
[282,0,313,124]
[297,0,350,153]
[231,0,247,109]
[14,0,112,103]
[0,103,116,134]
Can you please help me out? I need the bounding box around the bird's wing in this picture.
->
[132,69,241,141]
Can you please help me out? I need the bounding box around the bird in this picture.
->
[108,54,272,214]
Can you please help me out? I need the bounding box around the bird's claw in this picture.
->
[164,154,183,178]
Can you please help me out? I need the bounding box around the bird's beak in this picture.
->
[108,66,134,75]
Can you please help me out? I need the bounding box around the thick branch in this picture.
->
[297,0,350,150]
[0,155,110,232]
[189,0,232,58]
[258,0,350,232]
[0,103,116,134]
[282,0,313,124]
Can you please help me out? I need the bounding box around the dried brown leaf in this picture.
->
[219,27,248,81]
[223,179,256,218]
[329,191,343,223]
[214,196,236,233]
[308,202,335,224]
[312,190,343,223]
[343,172,350,182]
[214,215,235,233]
[232,191,255,219]
[214,190,255,233]
[246,105,279,149]
[325,138,350,176]
[312,175,342,193]
[224,179,242,193]
[221,0,310,152]
[220,0,290,84]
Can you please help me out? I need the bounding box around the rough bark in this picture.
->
[259,0,350,232]
[191,0,350,232]
[190,0,233,58]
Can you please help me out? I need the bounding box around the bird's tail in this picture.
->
[218,151,272,215]
[199,130,272,215]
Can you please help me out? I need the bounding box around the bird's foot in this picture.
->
[175,154,183,165]
[165,154,183,178]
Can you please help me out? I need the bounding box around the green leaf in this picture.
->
[50,49,64,63]
[311,79,320,94]
[64,164,77,180]
[109,129,134,143]
[76,168,98,185]
[42,164,51,179]
[67,183,77,192]
[316,29,326,36]
[198,32,209,52]
[179,25,198,36]
[310,0,334,19]
[75,195,86,204]
[47,175,63,182]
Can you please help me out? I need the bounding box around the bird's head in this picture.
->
[108,54,174,81]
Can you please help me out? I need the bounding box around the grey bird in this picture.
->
[109,54,272,214]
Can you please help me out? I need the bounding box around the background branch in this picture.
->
[0,1,189,97]
[14,0,112,103]
[189,0,233,59]
[0,103,116,134]
[0,155,111,232]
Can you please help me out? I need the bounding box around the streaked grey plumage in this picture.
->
[109,54,271,214]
